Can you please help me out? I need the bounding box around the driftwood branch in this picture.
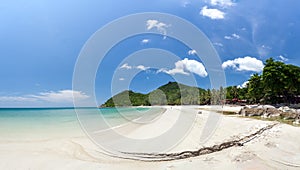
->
[120,123,278,162]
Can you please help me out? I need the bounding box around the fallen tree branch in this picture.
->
[120,123,278,162]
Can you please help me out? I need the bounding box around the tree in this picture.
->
[231,86,239,99]
[246,58,300,104]
[262,58,285,103]
[238,86,248,100]
[204,89,211,104]
[247,73,263,104]
[281,64,300,103]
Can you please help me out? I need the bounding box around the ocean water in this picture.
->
[0,107,163,139]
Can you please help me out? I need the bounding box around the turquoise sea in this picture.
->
[0,107,163,139]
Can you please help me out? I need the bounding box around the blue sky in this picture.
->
[0,0,299,107]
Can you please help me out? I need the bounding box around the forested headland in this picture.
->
[101,58,300,107]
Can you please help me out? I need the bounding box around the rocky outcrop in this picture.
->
[239,107,281,118]
[239,106,300,124]
[239,108,264,117]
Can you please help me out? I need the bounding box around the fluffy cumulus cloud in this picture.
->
[0,90,89,103]
[222,56,264,72]
[210,0,235,7]
[146,20,169,38]
[200,6,225,20]
[159,58,208,77]
[120,63,149,71]
[188,49,197,55]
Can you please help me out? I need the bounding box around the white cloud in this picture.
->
[120,63,132,70]
[136,65,149,71]
[278,55,288,62]
[159,67,189,76]
[224,36,232,40]
[0,96,37,102]
[120,63,149,71]
[188,49,197,55]
[222,56,264,72]
[0,90,89,103]
[31,90,89,103]
[210,0,235,7]
[141,39,150,44]
[146,20,169,39]
[119,78,125,81]
[238,81,249,89]
[158,58,208,77]
[232,33,240,39]
[200,6,225,20]
[213,42,224,47]
[224,33,240,40]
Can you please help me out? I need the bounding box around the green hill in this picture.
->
[100,58,300,107]
[101,82,206,107]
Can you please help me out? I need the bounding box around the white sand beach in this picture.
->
[1,106,300,169]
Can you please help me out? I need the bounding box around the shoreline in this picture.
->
[0,106,300,169]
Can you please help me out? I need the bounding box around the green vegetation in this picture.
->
[226,58,300,104]
[101,58,300,107]
[103,90,149,107]
[101,82,207,107]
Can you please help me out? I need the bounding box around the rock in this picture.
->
[278,107,298,120]
[294,113,300,124]
[257,105,276,109]
[278,106,296,113]
[240,107,280,118]
[293,119,300,125]
[261,113,269,119]
[238,109,246,116]
[245,105,258,109]
[265,108,281,118]
[281,111,297,120]
[249,108,265,117]
[239,108,265,117]
[278,106,287,112]
[239,105,300,123]
[269,113,281,118]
